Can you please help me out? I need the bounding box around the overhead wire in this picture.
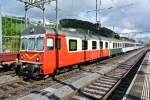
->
[108,0,137,30]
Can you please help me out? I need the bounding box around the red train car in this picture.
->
[0,52,18,65]
[17,26,110,78]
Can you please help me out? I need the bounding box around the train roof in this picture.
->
[22,26,46,36]
[22,26,138,43]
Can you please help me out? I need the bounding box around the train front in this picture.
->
[16,26,45,78]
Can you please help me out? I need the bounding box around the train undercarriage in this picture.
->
[16,61,43,79]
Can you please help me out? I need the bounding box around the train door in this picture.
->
[43,35,56,74]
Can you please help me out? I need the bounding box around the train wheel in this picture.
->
[15,65,21,75]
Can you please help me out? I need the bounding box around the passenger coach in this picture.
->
[17,26,144,78]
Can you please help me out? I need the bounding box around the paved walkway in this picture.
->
[123,51,150,100]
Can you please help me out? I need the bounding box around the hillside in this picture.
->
[60,19,120,39]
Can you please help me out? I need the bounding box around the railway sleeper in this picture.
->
[83,87,106,95]
[88,85,109,91]
[96,80,116,85]
[101,76,118,80]
[7,84,20,90]
[105,74,123,78]
[92,82,112,88]
[72,95,91,100]
[81,91,102,99]
[106,73,125,76]
[99,78,117,83]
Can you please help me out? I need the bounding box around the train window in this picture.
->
[116,43,118,48]
[100,41,103,49]
[28,38,35,50]
[47,38,54,50]
[69,39,77,51]
[92,41,97,49]
[82,40,88,50]
[21,38,27,50]
[113,43,115,48]
[36,37,44,51]
[105,42,108,48]
[56,39,61,50]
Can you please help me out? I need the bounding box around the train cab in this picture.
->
[17,26,60,78]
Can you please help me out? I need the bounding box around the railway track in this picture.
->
[0,71,16,77]
[0,51,128,99]
[72,49,147,100]
[0,48,146,100]
[109,51,150,100]
[0,69,82,100]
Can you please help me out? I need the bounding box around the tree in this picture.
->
[60,19,120,39]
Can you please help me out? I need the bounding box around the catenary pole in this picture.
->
[96,0,98,22]
[0,4,2,52]
[56,0,58,31]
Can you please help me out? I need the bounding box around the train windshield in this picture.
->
[28,38,35,50]
[36,37,44,51]
[21,38,27,50]
[21,37,44,51]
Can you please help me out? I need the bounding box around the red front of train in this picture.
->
[17,26,110,78]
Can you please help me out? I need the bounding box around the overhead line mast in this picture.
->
[56,0,58,31]
[0,4,2,52]
[18,0,56,28]
[96,0,101,28]
[96,0,98,23]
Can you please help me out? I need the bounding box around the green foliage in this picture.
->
[2,16,25,36]
[60,19,120,39]
[2,16,24,51]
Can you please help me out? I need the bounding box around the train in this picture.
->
[16,26,144,78]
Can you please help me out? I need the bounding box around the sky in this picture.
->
[0,0,150,34]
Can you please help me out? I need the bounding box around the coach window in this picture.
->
[113,43,115,48]
[116,43,118,48]
[100,41,103,49]
[56,39,61,50]
[82,40,88,50]
[105,42,108,48]
[47,38,54,50]
[69,39,77,51]
[92,41,97,49]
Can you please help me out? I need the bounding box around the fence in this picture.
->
[0,0,57,52]
[2,16,25,52]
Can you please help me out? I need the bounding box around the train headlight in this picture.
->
[36,56,40,62]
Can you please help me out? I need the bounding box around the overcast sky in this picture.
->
[0,0,150,34]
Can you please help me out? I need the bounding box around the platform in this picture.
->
[123,51,150,100]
